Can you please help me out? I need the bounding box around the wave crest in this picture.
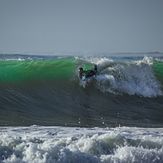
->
[89,57,162,97]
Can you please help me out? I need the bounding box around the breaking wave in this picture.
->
[0,55,162,97]
[0,54,163,127]
[88,56,162,97]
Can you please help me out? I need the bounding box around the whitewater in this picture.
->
[1,126,163,163]
[0,54,163,163]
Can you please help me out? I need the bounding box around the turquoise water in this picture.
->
[0,58,75,83]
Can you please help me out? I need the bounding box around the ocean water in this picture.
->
[0,126,163,163]
[0,54,163,162]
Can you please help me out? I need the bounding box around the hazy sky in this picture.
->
[0,0,163,54]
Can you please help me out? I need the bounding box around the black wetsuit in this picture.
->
[85,70,96,78]
[79,65,97,79]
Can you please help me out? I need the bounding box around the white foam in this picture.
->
[95,57,162,97]
[0,126,163,163]
[1,58,26,61]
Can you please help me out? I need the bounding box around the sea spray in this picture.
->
[93,56,162,97]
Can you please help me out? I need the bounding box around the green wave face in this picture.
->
[0,58,76,83]
[153,61,163,84]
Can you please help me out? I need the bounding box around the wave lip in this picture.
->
[0,126,163,163]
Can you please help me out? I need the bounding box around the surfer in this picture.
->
[79,65,97,79]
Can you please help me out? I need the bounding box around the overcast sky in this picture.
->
[0,0,163,54]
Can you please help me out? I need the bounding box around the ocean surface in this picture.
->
[0,54,163,162]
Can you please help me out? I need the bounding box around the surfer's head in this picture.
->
[79,67,84,79]
[94,65,97,72]
[79,67,83,72]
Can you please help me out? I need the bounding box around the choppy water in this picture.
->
[0,126,163,163]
